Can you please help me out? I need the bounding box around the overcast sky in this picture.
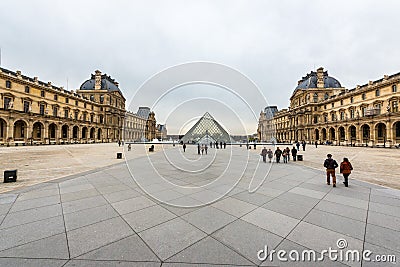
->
[1,0,399,134]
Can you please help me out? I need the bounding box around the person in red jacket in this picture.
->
[340,158,353,187]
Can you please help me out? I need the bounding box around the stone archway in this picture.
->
[72,126,79,139]
[14,120,27,141]
[329,127,336,141]
[361,124,370,143]
[97,128,102,140]
[90,127,95,139]
[321,128,327,141]
[49,123,57,139]
[0,118,7,141]
[349,125,356,143]
[375,123,386,143]
[315,129,320,141]
[82,127,88,139]
[338,127,345,142]
[393,121,400,143]
[32,121,44,141]
[62,125,69,139]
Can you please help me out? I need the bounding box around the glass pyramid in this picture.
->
[181,112,231,143]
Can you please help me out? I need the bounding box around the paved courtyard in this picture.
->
[0,144,399,266]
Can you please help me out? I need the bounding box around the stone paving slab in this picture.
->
[0,144,399,266]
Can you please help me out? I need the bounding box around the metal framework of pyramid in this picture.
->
[181,112,231,143]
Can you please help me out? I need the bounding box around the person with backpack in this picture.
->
[324,154,339,187]
[340,158,353,187]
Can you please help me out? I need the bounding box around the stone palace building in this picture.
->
[258,67,400,147]
[0,67,157,145]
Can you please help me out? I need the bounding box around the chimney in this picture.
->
[317,67,324,88]
[94,70,102,90]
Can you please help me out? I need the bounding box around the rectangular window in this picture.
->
[74,111,79,120]
[23,101,30,113]
[375,104,381,115]
[41,91,45,97]
[25,86,30,93]
[100,95,104,104]
[53,107,58,117]
[90,114,94,122]
[54,94,58,101]
[90,95,94,101]
[84,102,87,108]
[40,104,45,115]
[65,97,69,104]
[350,109,355,119]
[351,97,354,103]
[362,107,367,117]
[75,100,78,106]
[5,80,11,88]
[83,113,87,121]
[64,109,69,118]
[340,100,343,105]
[392,101,398,112]
[375,89,380,97]
[393,85,397,93]
[362,93,366,100]
[313,116,318,123]
[99,115,103,124]
[331,103,334,108]
[4,97,11,109]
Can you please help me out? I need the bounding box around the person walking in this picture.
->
[324,154,339,187]
[197,143,201,155]
[220,141,223,149]
[183,143,186,152]
[224,142,227,149]
[201,144,204,155]
[118,139,121,147]
[315,141,318,148]
[210,142,213,148]
[302,141,306,151]
[291,146,297,161]
[340,158,353,187]
[285,147,291,162]
[261,147,268,163]
[205,144,208,155]
[267,149,273,163]
[274,147,282,163]
[282,149,288,163]
[296,141,300,151]
[128,143,131,151]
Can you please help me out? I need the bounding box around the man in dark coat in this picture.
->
[197,143,200,155]
[324,154,339,187]
[183,143,186,152]
[274,147,283,163]
[291,146,297,161]
[260,147,268,163]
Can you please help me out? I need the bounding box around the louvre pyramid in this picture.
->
[181,112,231,143]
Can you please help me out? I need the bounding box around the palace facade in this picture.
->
[258,67,400,147]
[0,67,157,145]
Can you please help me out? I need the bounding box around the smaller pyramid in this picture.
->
[181,112,231,143]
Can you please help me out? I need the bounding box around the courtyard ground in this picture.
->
[0,144,398,266]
